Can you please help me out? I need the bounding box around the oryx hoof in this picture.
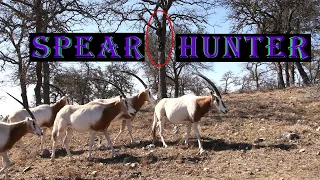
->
[163,144,168,148]
[199,149,206,155]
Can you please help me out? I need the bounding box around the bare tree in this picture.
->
[220,71,238,93]
[221,0,320,87]
[0,0,113,106]
[102,0,218,99]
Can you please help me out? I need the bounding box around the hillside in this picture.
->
[4,85,320,180]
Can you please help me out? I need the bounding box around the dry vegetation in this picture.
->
[3,85,320,179]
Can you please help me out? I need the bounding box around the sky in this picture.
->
[0,7,245,117]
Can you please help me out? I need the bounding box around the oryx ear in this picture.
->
[119,95,123,100]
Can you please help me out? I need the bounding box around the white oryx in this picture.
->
[8,89,69,152]
[152,73,228,154]
[92,71,156,147]
[50,81,136,161]
[1,93,43,179]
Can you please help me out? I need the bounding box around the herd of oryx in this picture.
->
[0,71,228,179]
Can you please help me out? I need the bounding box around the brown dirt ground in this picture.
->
[2,85,320,180]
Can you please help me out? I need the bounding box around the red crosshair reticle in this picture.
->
[145,10,175,68]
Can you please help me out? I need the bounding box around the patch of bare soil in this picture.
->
[2,85,320,179]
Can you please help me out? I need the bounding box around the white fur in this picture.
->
[50,97,136,161]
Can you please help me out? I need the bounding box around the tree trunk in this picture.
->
[18,59,29,108]
[43,62,50,104]
[275,62,285,89]
[174,77,179,98]
[295,62,310,86]
[224,81,228,94]
[35,62,42,105]
[158,18,167,99]
[284,62,290,87]
[254,64,259,90]
[289,62,295,86]
[34,0,43,105]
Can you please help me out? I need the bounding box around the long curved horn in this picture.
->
[6,92,36,120]
[119,70,148,89]
[91,78,126,98]
[41,84,66,96]
[194,73,222,97]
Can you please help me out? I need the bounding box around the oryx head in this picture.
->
[92,78,136,117]
[195,73,228,114]
[120,70,156,105]
[6,92,43,136]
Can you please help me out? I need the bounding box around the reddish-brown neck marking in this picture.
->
[43,98,68,128]
[193,96,213,122]
[132,91,148,111]
[1,121,28,152]
[122,91,147,119]
[91,101,122,131]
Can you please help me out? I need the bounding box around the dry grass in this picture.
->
[2,85,320,179]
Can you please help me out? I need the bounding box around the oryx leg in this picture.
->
[158,118,168,148]
[192,122,204,154]
[103,129,118,157]
[113,119,126,145]
[88,130,97,161]
[185,123,192,146]
[0,152,11,179]
[152,113,158,144]
[63,128,73,160]
[126,119,136,145]
[40,128,47,152]
[51,127,67,161]
[97,133,107,150]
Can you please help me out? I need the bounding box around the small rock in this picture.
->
[125,163,131,166]
[22,166,31,173]
[131,172,141,178]
[249,172,254,175]
[299,148,305,153]
[147,144,155,149]
[286,132,300,140]
[258,127,266,131]
[233,132,239,136]
[254,138,264,144]
[203,167,209,172]
[316,127,320,131]
[130,163,138,168]
[316,152,320,155]
[90,171,98,176]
